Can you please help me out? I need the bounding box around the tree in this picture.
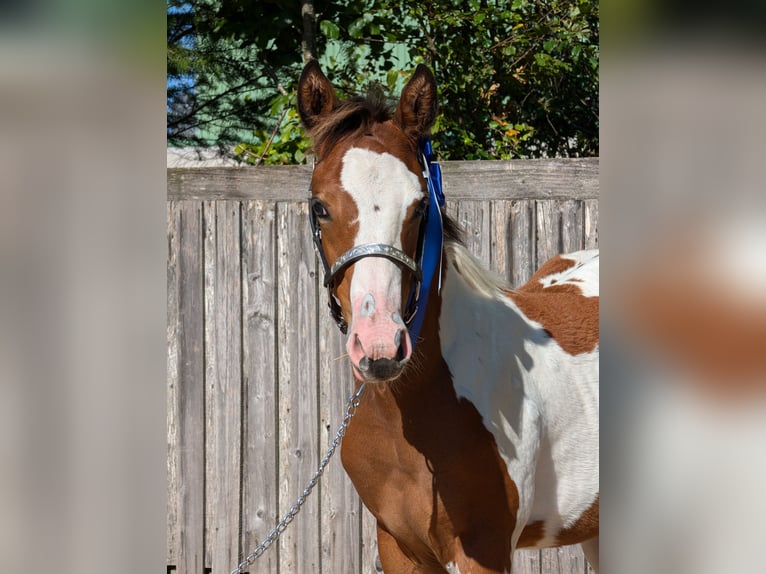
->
[166,0,307,152]
[166,0,598,161]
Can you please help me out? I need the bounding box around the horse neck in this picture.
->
[383,243,535,408]
[424,243,541,403]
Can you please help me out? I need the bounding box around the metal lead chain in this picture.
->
[230,383,367,574]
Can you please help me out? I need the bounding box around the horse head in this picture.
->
[298,61,438,383]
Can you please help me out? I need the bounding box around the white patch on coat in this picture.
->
[439,244,599,550]
[444,562,461,574]
[537,250,599,297]
[340,147,423,309]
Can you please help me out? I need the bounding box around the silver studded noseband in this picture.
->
[309,201,426,335]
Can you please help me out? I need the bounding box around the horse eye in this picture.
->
[312,199,330,219]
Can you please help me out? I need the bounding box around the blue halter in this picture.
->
[407,138,445,347]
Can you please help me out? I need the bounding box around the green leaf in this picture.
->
[320,20,340,40]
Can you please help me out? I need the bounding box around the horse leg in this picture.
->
[581,537,599,573]
[376,524,445,573]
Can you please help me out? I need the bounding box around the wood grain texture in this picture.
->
[510,200,535,288]
[362,508,382,574]
[457,200,492,268]
[167,203,180,566]
[241,200,279,574]
[318,305,363,573]
[560,199,585,254]
[542,545,588,574]
[490,200,513,283]
[276,201,320,573]
[172,201,206,574]
[513,548,543,574]
[204,202,243,573]
[441,158,599,200]
[584,199,599,250]
[535,200,562,267]
[167,159,599,202]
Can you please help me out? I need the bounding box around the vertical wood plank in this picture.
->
[490,200,513,282]
[167,202,180,567]
[362,508,381,574]
[277,201,320,574]
[513,548,543,574]
[456,200,492,268]
[174,201,206,574]
[542,545,588,574]
[583,199,599,250]
[560,199,585,254]
[319,303,362,572]
[241,200,279,574]
[204,201,243,574]
[535,200,562,267]
[510,200,535,288]
[445,201,460,238]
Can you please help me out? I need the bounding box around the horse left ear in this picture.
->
[394,64,438,142]
[298,59,339,132]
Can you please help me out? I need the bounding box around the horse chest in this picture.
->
[341,387,519,564]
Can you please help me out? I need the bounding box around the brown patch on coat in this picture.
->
[507,256,599,355]
[517,520,546,548]
[529,254,578,281]
[555,495,599,546]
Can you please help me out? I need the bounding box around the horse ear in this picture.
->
[394,64,438,142]
[298,60,339,131]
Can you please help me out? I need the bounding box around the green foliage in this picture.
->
[167,0,305,149]
[167,0,598,161]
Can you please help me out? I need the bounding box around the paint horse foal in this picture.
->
[298,61,599,574]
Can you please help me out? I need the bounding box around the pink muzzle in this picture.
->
[347,291,412,381]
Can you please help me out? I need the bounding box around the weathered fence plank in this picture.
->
[167,204,180,568]
[167,158,598,202]
[170,201,206,574]
[584,199,599,250]
[457,200,492,268]
[490,200,513,283]
[276,202,321,573]
[241,200,279,574]
[204,201,243,574]
[513,547,543,574]
[362,508,382,573]
[167,161,599,574]
[318,296,362,573]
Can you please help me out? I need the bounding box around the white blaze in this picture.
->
[340,147,423,310]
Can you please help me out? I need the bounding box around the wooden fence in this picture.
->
[167,158,599,574]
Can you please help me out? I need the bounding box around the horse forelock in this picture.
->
[309,87,396,160]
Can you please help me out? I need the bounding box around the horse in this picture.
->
[298,60,599,574]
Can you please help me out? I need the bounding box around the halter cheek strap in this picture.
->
[407,138,445,345]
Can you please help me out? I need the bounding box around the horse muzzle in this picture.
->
[347,296,412,382]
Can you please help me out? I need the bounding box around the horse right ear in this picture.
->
[298,60,339,131]
[394,64,438,143]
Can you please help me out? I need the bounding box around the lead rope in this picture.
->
[230,383,367,574]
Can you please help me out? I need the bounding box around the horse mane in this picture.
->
[308,85,395,157]
[443,219,514,298]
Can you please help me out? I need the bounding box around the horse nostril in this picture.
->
[358,355,371,372]
[394,328,408,362]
